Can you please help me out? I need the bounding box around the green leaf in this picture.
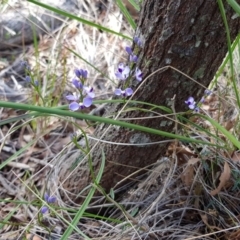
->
[110,188,115,199]
[27,0,131,40]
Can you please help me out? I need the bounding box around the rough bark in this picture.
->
[55,0,240,202]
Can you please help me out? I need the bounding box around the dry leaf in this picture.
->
[181,158,200,187]
[228,229,240,240]
[231,151,240,163]
[199,212,222,231]
[168,143,195,156]
[188,158,201,165]
[224,119,236,131]
[200,213,209,226]
[26,234,42,240]
[181,164,194,187]
[210,161,231,196]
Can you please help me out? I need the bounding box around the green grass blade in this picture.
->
[26,0,131,40]
[0,101,216,146]
[179,115,224,144]
[0,99,171,125]
[218,0,240,107]
[128,0,140,11]
[61,150,105,240]
[116,0,136,29]
[0,205,20,229]
[0,140,35,170]
[200,114,240,149]
[212,33,240,83]
[227,0,240,14]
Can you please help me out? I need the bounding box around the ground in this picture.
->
[1,1,240,239]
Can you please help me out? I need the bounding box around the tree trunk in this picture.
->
[55,0,240,202]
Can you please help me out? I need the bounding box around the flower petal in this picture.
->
[88,92,95,98]
[66,95,79,101]
[204,89,212,95]
[114,89,122,96]
[81,69,88,78]
[83,97,93,107]
[69,102,80,111]
[74,69,82,78]
[125,46,133,55]
[194,107,200,112]
[118,63,124,73]
[187,97,194,103]
[188,103,195,109]
[72,79,83,89]
[122,66,130,79]
[48,196,57,203]
[44,193,49,202]
[135,68,143,81]
[130,55,138,62]
[83,86,95,98]
[133,36,142,47]
[25,76,31,82]
[125,88,133,96]
[115,72,124,80]
[41,206,49,214]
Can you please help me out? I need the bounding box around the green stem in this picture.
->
[0,100,215,146]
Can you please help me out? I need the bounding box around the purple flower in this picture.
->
[185,97,196,110]
[81,69,88,79]
[66,94,79,101]
[133,36,142,47]
[66,94,80,111]
[44,193,56,203]
[83,86,95,98]
[41,206,49,214]
[41,193,56,214]
[69,102,81,111]
[125,46,133,55]
[194,106,200,113]
[69,97,93,111]
[117,63,125,73]
[115,88,133,97]
[204,89,212,96]
[83,96,93,107]
[75,69,88,79]
[75,69,81,78]
[72,79,83,89]
[66,84,94,111]
[21,61,31,71]
[130,55,138,62]
[135,68,143,81]
[25,76,31,82]
[125,46,138,62]
[115,64,130,80]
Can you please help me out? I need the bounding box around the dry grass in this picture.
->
[0,0,134,239]
[1,1,240,240]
